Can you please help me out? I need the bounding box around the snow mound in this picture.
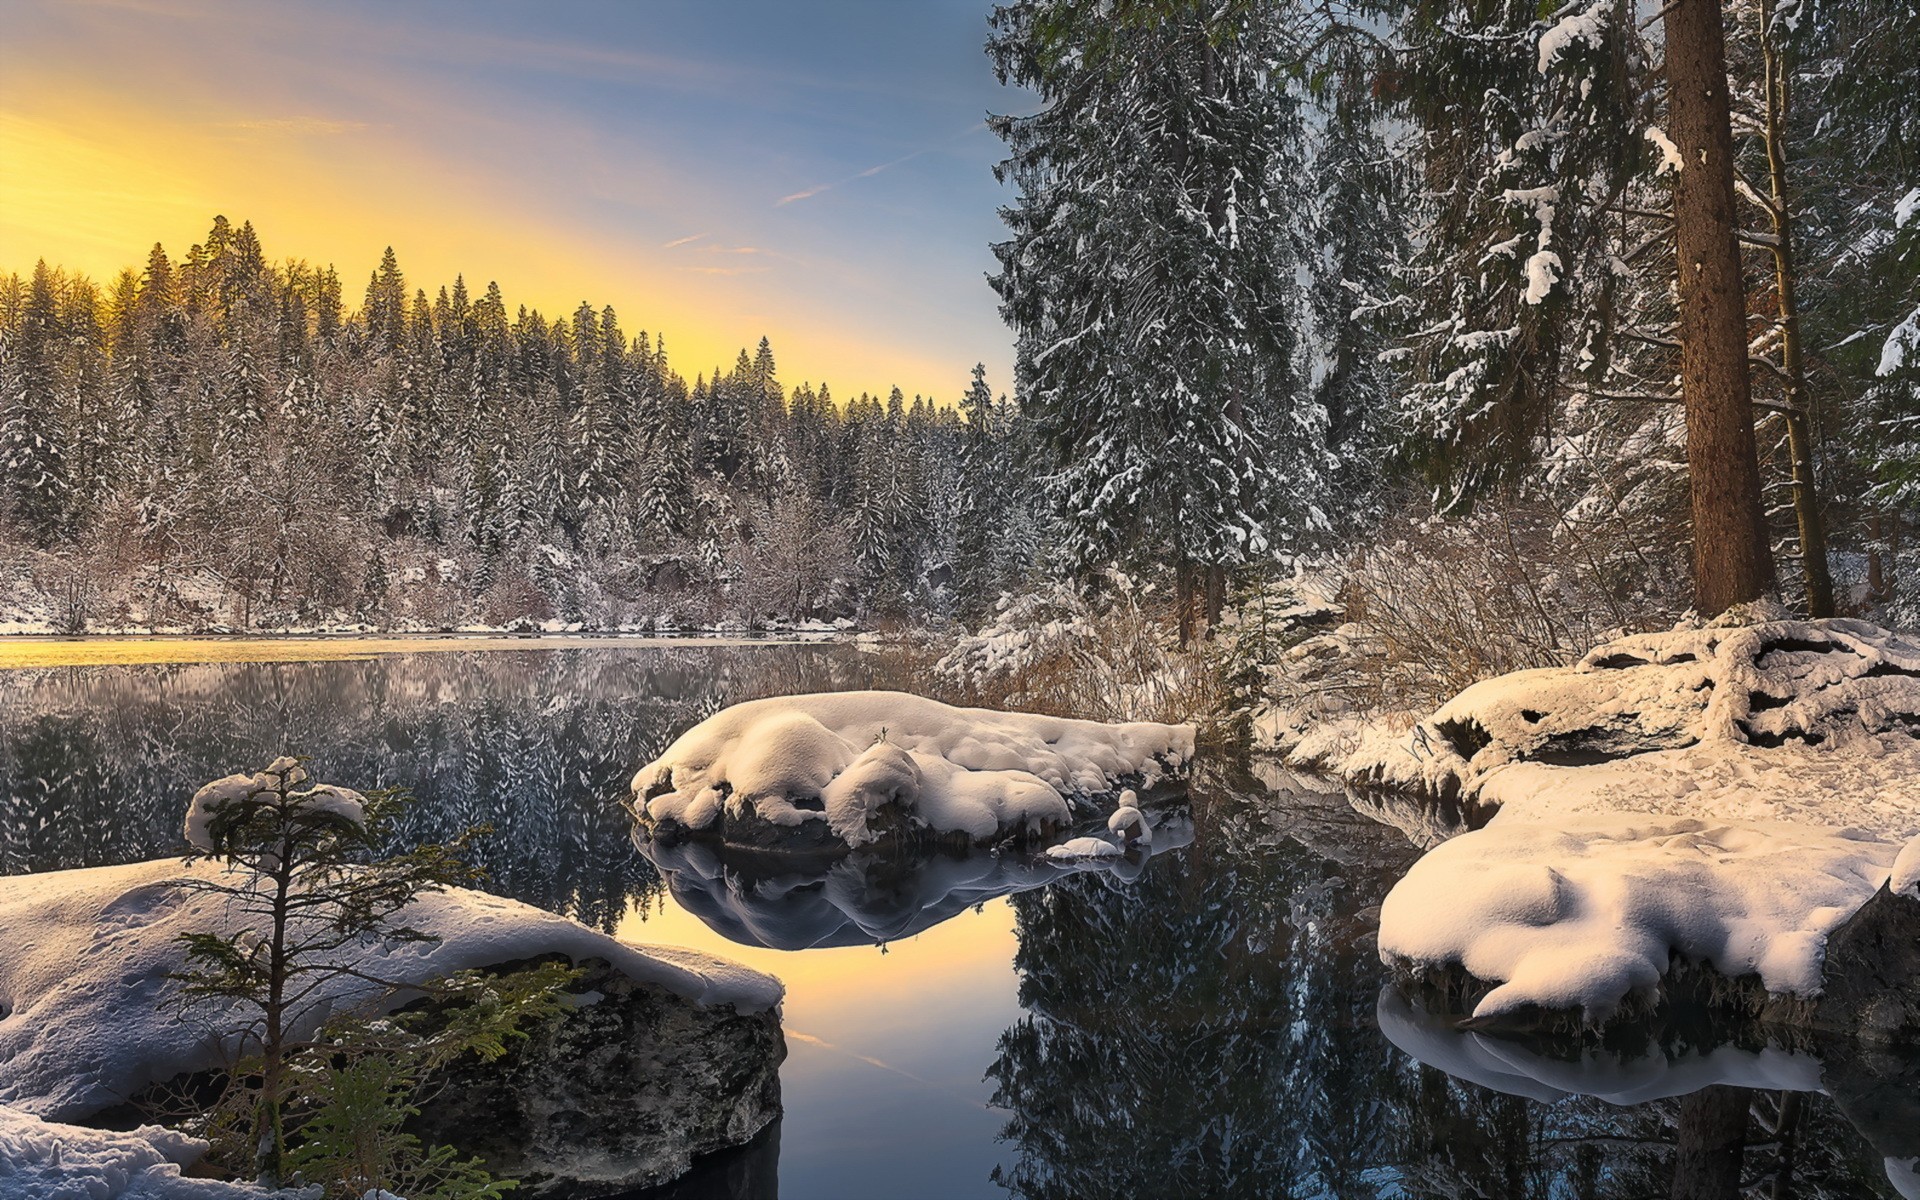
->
[0,1103,288,1198]
[0,858,781,1121]
[1379,816,1897,1022]
[184,756,365,852]
[1347,617,1920,812]
[631,691,1192,849]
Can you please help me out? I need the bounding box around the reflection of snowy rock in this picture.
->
[637,812,1195,951]
[1379,988,1920,1198]
[631,691,1192,851]
[1377,989,1823,1105]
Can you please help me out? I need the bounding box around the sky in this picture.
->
[0,0,1027,401]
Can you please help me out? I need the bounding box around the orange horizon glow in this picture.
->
[0,1,1019,402]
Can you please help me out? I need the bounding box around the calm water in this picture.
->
[2,642,1916,1199]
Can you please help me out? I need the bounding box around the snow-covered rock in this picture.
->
[1379,816,1898,1021]
[0,858,781,1121]
[1364,616,1920,1029]
[0,1103,292,1198]
[630,691,1192,850]
[1345,616,1920,814]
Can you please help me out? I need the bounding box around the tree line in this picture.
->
[0,219,1043,630]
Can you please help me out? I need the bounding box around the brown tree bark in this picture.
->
[1667,0,1776,615]
[1759,0,1835,618]
[1669,1085,1750,1200]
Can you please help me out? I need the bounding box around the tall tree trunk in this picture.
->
[1759,0,1835,618]
[1667,0,1776,615]
[1669,1085,1749,1200]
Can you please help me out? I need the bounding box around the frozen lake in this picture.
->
[1,640,1915,1199]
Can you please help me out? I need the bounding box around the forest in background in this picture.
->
[0,224,1044,632]
[2,0,1918,652]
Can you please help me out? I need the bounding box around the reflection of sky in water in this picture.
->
[627,897,1021,1199]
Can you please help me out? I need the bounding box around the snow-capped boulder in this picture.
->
[1346,616,1920,808]
[630,691,1193,851]
[0,858,781,1122]
[1378,815,1898,1024]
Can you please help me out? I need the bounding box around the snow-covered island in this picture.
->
[1272,611,1920,1038]
[0,768,788,1199]
[629,690,1193,852]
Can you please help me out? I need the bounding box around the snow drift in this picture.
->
[630,691,1193,850]
[1345,615,1920,814]
[0,1103,290,1199]
[0,857,781,1122]
[1357,615,1920,1028]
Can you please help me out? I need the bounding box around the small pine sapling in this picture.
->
[170,757,573,1194]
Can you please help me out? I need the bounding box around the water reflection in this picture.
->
[635,814,1194,951]
[3,649,1918,1198]
[0,644,878,927]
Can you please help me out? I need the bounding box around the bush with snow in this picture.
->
[630,690,1192,850]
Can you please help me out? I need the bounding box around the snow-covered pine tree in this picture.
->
[988,0,1324,638]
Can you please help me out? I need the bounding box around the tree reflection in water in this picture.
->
[0,644,879,929]
[987,766,1917,1200]
[4,652,1918,1198]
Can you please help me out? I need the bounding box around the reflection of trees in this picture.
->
[0,645,875,928]
[989,771,1912,1200]
[988,777,1416,1200]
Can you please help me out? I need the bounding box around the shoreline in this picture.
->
[0,630,842,670]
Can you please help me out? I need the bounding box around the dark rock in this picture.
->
[1816,883,1920,1046]
[410,958,784,1198]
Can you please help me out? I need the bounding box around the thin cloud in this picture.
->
[777,122,984,207]
[680,264,768,276]
[777,183,831,207]
[218,116,367,137]
[661,232,707,248]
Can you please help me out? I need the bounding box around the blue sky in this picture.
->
[0,0,1028,399]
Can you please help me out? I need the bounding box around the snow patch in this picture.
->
[632,691,1191,848]
[1644,126,1681,174]
[1537,2,1608,73]
[0,1102,294,1197]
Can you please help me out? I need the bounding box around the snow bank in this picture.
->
[0,1103,287,1198]
[1380,817,1897,1021]
[1344,616,1920,832]
[0,858,781,1121]
[631,691,1192,849]
[1364,616,1920,1025]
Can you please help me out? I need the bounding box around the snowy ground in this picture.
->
[0,1104,300,1199]
[1265,614,1920,1024]
[633,691,1193,849]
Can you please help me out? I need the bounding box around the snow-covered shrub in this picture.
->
[932,576,1223,728]
[1341,498,1683,712]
